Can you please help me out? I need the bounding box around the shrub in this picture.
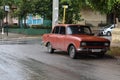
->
[4,25,20,28]
[30,25,51,29]
[4,24,51,29]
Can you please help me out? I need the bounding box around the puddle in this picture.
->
[0,52,48,80]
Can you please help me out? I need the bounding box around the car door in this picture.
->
[50,26,60,49]
[56,26,66,50]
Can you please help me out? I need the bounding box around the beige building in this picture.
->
[80,8,120,27]
[79,9,106,27]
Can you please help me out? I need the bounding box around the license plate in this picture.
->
[92,49,101,52]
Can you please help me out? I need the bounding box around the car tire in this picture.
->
[47,43,54,53]
[68,45,77,59]
[106,32,111,36]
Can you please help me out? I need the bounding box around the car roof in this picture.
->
[55,24,87,27]
[104,24,114,28]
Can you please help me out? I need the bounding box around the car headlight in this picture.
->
[104,43,109,46]
[81,42,86,46]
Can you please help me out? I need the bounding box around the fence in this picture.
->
[4,28,51,35]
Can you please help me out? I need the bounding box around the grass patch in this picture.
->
[107,47,120,56]
[112,28,120,43]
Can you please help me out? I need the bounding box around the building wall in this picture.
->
[79,9,107,27]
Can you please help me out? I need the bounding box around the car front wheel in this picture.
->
[47,43,54,53]
[68,45,77,59]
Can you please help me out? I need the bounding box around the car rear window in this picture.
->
[52,26,59,34]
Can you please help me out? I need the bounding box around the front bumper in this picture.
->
[41,41,47,46]
[77,48,109,53]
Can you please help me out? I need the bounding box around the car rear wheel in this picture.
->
[106,32,111,36]
[68,45,77,59]
[47,43,54,53]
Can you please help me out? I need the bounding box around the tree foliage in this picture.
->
[0,0,5,19]
[0,0,120,24]
[59,0,86,23]
[85,0,120,23]
[14,0,84,23]
[86,0,120,16]
[14,0,34,19]
[59,0,85,23]
[33,0,52,20]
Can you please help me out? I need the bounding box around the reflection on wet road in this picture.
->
[0,38,41,45]
[0,38,120,80]
[0,51,48,80]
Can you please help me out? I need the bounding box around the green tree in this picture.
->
[32,0,87,24]
[0,0,5,20]
[60,0,86,24]
[33,0,52,20]
[15,0,52,27]
[15,0,35,27]
[0,9,4,20]
[0,0,20,25]
[0,0,5,27]
[86,0,120,24]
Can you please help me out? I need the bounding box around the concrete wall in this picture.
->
[111,27,120,47]
[79,9,106,27]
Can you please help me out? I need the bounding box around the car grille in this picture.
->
[85,42,109,46]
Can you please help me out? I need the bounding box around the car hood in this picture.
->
[71,34,110,42]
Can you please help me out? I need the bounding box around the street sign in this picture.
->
[5,5,10,12]
[62,5,68,8]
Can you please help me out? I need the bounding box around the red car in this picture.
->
[42,24,110,59]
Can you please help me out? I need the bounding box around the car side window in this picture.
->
[66,27,72,34]
[110,27,113,29]
[84,27,91,34]
[59,27,65,35]
[52,26,59,34]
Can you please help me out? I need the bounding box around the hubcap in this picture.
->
[47,44,51,52]
[107,32,111,36]
[70,46,75,58]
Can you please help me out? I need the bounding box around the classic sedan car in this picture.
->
[42,24,110,59]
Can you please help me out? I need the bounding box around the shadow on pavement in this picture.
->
[49,51,116,60]
[76,54,116,60]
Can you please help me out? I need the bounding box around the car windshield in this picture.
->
[104,24,113,28]
[67,25,92,35]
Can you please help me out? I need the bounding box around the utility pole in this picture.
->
[52,0,59,29]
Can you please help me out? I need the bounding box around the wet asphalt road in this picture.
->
[0,38,120,80]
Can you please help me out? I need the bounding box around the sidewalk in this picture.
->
[0,32,42,40]
[0,32,119,47]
